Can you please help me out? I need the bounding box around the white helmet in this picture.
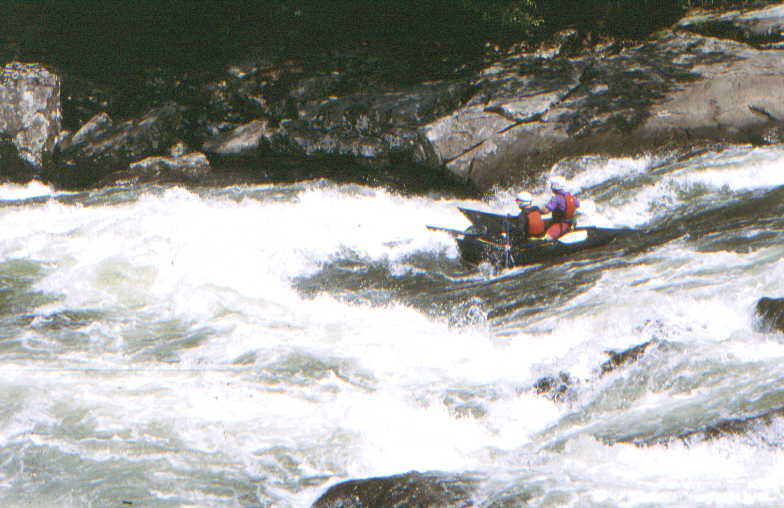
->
[549,175,567,192]
[515,191,533,207]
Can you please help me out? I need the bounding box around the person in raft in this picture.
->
[541,175,579,240]
[514,190,546,241]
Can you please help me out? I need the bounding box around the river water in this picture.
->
[1,143,784,507]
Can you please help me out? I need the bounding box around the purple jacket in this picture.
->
[547,192,579,220]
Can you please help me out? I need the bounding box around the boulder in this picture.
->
[754,297,784,332]
[419,22,784,188]
[637,34,784,142]
[533,371,573,402]
[70,112,113,147]
[127,151,210,181]
[201,118,272,156]
[271,120,391,167]
[600,340,655,375]
[312,471,478,508]
[300,80,473,134]
[57,112,113,153]
[58,103,185,173]
[0,62,61,169]
[268,79,472,167]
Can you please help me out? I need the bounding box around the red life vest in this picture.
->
[563,193,576,220]
[527,209,545,235]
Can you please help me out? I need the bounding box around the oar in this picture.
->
[501,217,514,268]
[426,225,482,237]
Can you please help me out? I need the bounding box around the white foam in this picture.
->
[0,184,472,321]
[0,180,59,201]
[597,145,784,227]
[2,150,784,505]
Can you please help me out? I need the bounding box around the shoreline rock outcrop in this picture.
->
[0,62,61,171]
[57,103,185,172]
[3,3,784,191]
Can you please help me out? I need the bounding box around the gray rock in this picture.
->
[69,112,113,148]
[59,103,185,172]
[754,296,784,332]
[127,151,210,180]
[0,62,61,168]
[534,371,573,402]
[312,471,479,508]
[420,19,784,188]
[301,80,472,133]
[202,118,272,156]
[600,340,656,375]
[638,34,784,139]
[271,120,389,166]
[263,80,472,167]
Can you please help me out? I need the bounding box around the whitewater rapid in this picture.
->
[1,144,784,506]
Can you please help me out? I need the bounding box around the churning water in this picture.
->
[1,144,784,507]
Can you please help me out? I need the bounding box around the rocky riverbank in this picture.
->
[2,3,784,192]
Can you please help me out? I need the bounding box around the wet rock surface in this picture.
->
[533,371,573,402]
[754,297,784,332]
[311,471,479,508]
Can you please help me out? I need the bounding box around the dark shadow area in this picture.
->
[43,153,479,198]
[4,0,758,89]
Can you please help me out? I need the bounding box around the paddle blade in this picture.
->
[557,229,589,244]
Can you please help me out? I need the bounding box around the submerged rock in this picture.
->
[534,371,573,402]
[0,62,61,169]
[600,340,655,375]
[312,471,479,508]
[668,405,784,446]
[754,297,784,332]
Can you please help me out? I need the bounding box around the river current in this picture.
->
[1,143,784,506]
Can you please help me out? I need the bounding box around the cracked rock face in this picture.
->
[0,62,61,169]
[420,21,784,188]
